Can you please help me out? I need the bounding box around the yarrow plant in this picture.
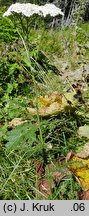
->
[3,3,64,39]
[2,2,64,85]
[3,3,64,18]
[3,3,64,85]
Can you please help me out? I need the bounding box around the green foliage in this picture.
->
[0,8,18,42]
[0,124,8,142]
[50,174,81,200]
[6,122,37,152]
[0,4,89,200]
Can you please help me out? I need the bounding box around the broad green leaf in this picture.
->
[6,122,36,152]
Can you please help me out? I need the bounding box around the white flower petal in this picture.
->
[3,3,64,18]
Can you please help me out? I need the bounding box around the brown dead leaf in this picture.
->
[45,163,66,188]
[38,179,51,198]
[78,190,89,200]
[35,161,45,177]
[35,160,68,198]
[35,161,51,198]
[53,171,65,184]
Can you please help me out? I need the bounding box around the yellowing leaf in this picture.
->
[68,154,89,190]
[27,91,77,117]
[78,125,89,138]
[34,95,51,109]
[28,91,62,116]
[42,102,62,115]
[50,91,63,104]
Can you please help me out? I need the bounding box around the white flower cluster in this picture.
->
[3,3,64,18]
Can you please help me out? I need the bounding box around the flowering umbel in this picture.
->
[3,3,64,18]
